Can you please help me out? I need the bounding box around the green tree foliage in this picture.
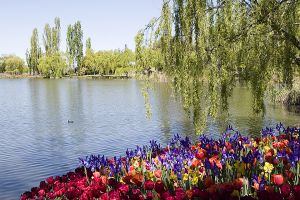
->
[82,38,96,74]
[66,21,83,73]
[138,0,300,133]
[134,23,163,74]
[82,47,135,76]
[43,17,61,55]
[38,53,67,78]
[86,37,92,54]
[43,24,52,56]
[0,55,26,74]
[26,28,42,75]
[0,57,5,73]
[38,17,65,77]
[52,17,61,53]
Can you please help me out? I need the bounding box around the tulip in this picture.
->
[93,171,100,178]
[154,180,165,193]
[108,190,120,200]
[161,191,171,199]
[100,193,109,200]
[154,169,162,178]
[117,184,129,195]
[293,185,300,199]
[272,174,284,185]
[281,184,291,198]
[196,150,206,160]
[146,191,153,200]
[144,180,155,190]
[46,176,54,185]
[38,189,45,196]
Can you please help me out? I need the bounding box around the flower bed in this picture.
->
[21,124,300,200]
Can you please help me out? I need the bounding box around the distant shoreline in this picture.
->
[0,72,168,82]
[0,73,43,79]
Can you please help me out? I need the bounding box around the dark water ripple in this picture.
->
[0,79,299,200]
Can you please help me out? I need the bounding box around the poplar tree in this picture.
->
[43,17,61,55]
[52,17,61,53]
[26,28,41,75]
[66,21,83,73]
[43,24,52,55]
[86,37,92,54]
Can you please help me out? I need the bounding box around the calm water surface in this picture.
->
[0,79,299,199]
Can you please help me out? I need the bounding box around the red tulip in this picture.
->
[100,193,109,200]
[117,184,129,195]
[146,191,153,200]
[144,180,155,190]
[39,181,48,189]
[108,190,120,200]
[272,174,284,185]
[161,191,171,199]
[38,189,45,196]
[46,192,55,199]
[20,192,32,200]
[46,176,54,185]
[130,188,143,200]
[154,180,165,193]
[293,185,300,198]
[233,178,244,189]
[281,184,291,198]
[196,149,206,160]
[175,187,186,199]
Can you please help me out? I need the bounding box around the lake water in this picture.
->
[0,79,299,199]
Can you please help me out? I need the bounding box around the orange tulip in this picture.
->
[132,172,144,186]
[253,182,259,191]
[93,171,100,178]
[154,169,162,178]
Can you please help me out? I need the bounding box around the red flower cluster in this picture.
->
[257,185,300,200]
[20,167,246,200]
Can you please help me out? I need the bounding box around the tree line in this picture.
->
[136,0,300,133]
[0,17,136,78]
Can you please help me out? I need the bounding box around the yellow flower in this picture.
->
[183,173,189,181]
[263,162,274,173]
[145,171,154,180]
[264,146,271,153]
[234,161,245,174]
[273,148,277,156]
[170,172,177,181]
[191,176,198,185]
[252,141,258,148]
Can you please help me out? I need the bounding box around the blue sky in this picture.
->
[0,0,162,58]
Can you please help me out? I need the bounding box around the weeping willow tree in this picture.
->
[136,0,300,134]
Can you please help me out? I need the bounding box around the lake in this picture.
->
[0,79,299,199]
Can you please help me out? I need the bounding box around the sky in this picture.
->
[0,0,162,59]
